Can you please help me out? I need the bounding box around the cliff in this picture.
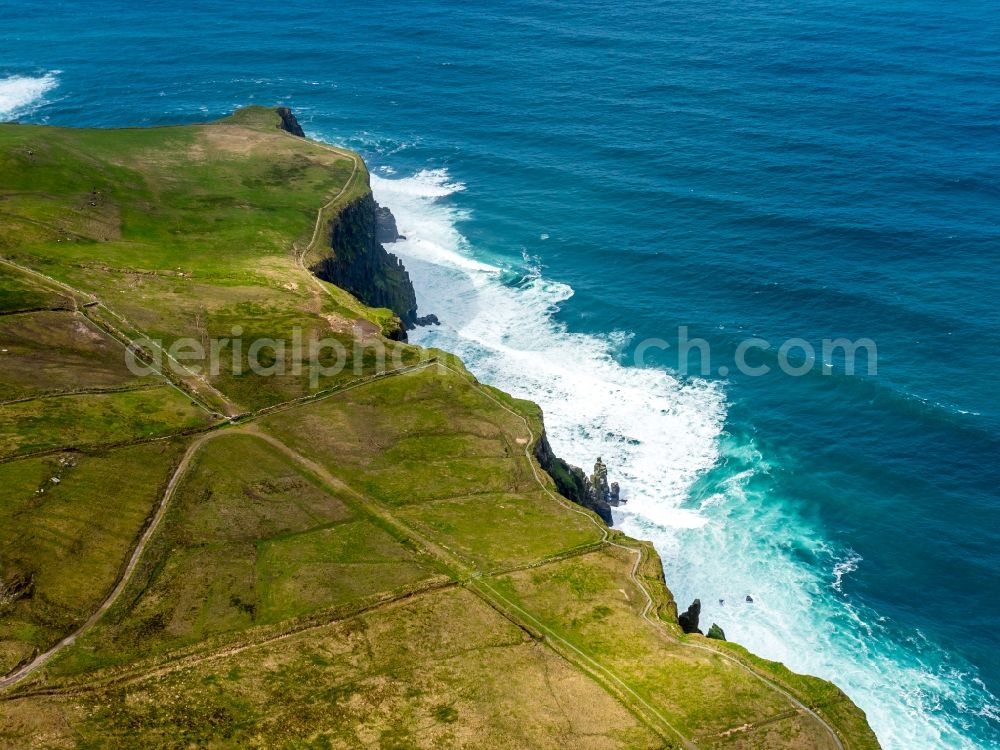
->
[309,192,419,337]
[376,203,404,243]
[275,106,305,137]
[255,103,419,337]
[534,430,616,524]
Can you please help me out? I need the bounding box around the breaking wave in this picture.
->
[0,72,59,119]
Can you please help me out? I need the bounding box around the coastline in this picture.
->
[4,0,999,738]
[361,146,987,748]
[0,107,879,748]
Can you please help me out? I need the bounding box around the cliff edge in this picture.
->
[310,192,419,336]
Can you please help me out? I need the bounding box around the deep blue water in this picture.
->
[3,1,999,746]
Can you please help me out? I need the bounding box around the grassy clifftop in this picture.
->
[0,108,880,749]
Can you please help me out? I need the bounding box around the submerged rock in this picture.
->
[707,623,726,640]
[678,599,702,634]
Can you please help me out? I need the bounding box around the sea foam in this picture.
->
[0,72,58,119]
[372,169,725,531]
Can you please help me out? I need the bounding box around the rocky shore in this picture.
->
[534,430,623,525]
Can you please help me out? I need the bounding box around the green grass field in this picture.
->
[0,311,153,401]
[0,386,210,458]
[2,588,664,749]
[0,266,71,314]
[0,441,184,674]
[0,106,410,412]
[42,433,444,678]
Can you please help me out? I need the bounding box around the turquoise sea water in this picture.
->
[3,1,999,746]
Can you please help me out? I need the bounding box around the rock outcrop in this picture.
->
[678,599,702,634]
[311,192,419,337]
[707,623,726,640]
[0,570,34,610]
[275,107,305,137]
[414,313,440,327]
[375,203,405,243]
[591,457,622,507]
[534,432,624,525]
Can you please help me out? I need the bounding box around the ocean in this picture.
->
[3,1,999,746]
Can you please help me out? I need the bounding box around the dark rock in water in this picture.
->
[592,457,611,503]
[591,457,625,507]
[707,623,726,640]
[414,314,440,327]
[745,595,754,603]
[678,599,702,634]
[275,107,305,137]
[375,202,404,243]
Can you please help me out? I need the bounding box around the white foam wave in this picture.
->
[371,166,1000,750]
[832,551,862,593]
[372,169,725,531]
[0,72,59,119]
[375,168,464,198]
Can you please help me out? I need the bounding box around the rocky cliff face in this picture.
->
[276,105,421,338]
[275,107,305,137]
[375,204,404,243]
[534,431,622,525]
[310,193,419,337]
[678,599,703,635]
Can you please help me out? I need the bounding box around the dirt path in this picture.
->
[283,132,369,324]
[0,432,214,690]
[0,256,235,418]
[276,128,361,265]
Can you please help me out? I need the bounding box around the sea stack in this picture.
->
[678,599,702,634]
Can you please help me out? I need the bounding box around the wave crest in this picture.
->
[0,72,59,118]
